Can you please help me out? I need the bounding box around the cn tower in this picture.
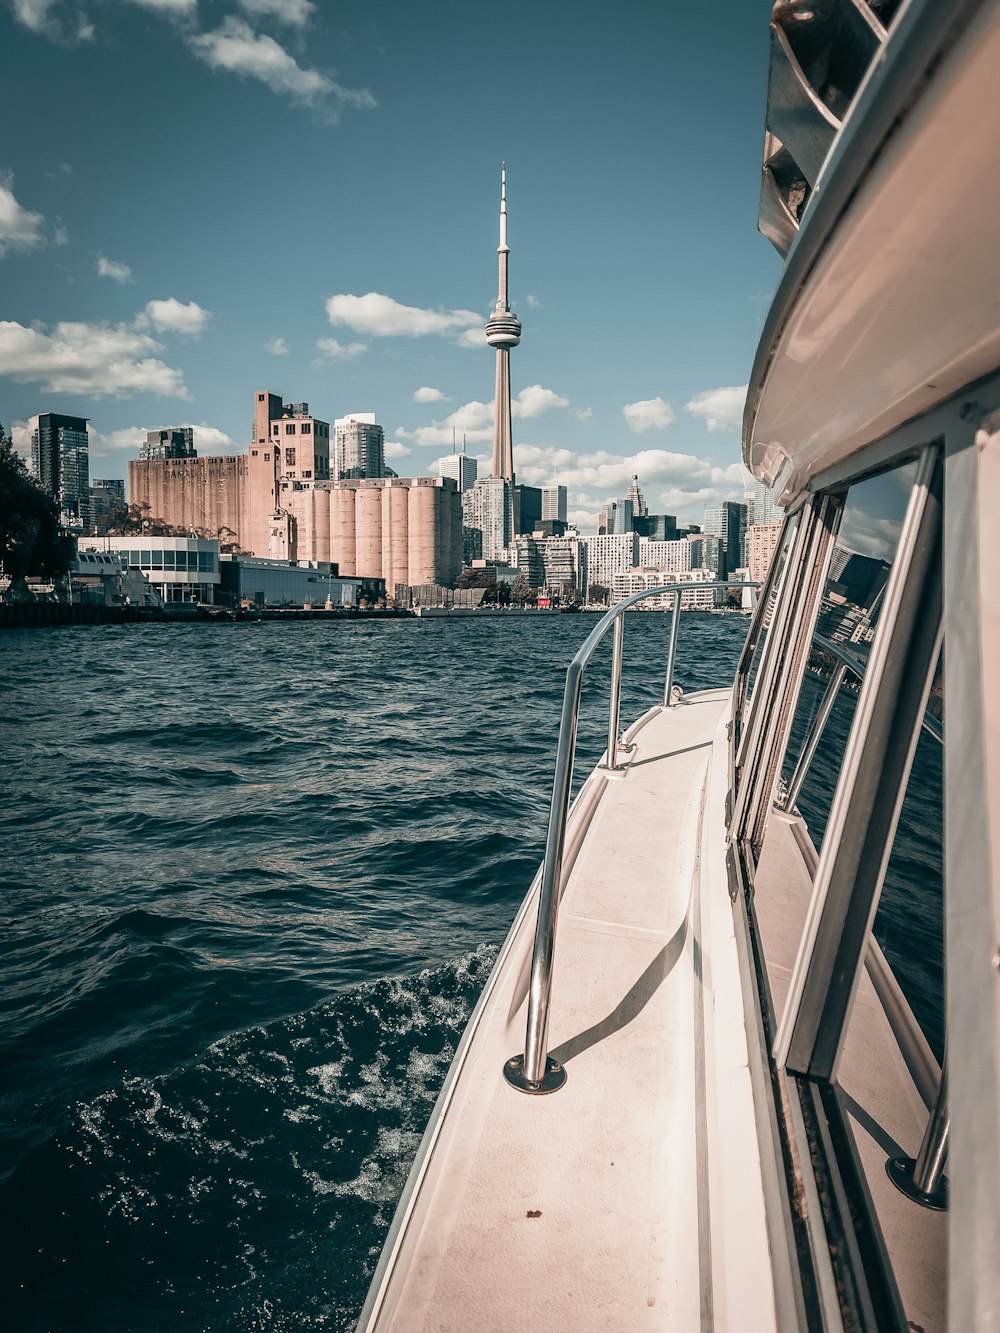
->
[485,163,521,482]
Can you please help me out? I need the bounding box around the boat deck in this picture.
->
[361,691,777,1331]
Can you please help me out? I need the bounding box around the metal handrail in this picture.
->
[503,578,758,1094]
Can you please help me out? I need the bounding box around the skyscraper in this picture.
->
[31,412,90,530]
[438,450,478,492]
[703,500,748,577]
[542,484,568,524]
[334,413,385,480]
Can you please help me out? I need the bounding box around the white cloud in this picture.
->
[316,337,366,359]
[97,256,133,284]
[265,336,288,355]
[53,224,68,246]
[413,385,448,403]
[88,422,240,458]
[237,0,315,25]
[124,0,197,13]
[570,406,593,421]
[326,291,482,341]
[384,440,411,460]
[10,420,32,460]
[525,293,542,308]
[405,385,570,447]
[190,18,376,111]
[0,319,187,397]
[623,397,677,434]
[513,384,569,418]
[456,326,486,349]
[685,384,748,434]
[0,174,47,256]
[10,0,58,34]
[142,297,211,336]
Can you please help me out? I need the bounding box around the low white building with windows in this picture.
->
[611,567,719,610]
[78,536,221,604]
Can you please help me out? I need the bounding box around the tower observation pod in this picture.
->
[486,163,521,484]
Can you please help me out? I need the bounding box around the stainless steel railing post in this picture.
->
[504,579,756,1096]
[503,661,583,1094]
[664,589,681,705]
[887,1060,949,1209]
[604,613,625,771]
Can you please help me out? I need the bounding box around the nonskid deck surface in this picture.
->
[363,693,776,1331]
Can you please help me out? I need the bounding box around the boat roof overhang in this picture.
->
[744,0,1000,506]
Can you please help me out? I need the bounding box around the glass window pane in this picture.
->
[780,461,919,852]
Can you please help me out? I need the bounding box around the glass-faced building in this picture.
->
[31,412,90,530]
[78,536,221,603]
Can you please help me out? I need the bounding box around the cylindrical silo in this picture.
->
[314,485,331,565]
[330,485,357,576]
[356,484,383,580]
[388,483,410,591]
[408,481,437,587]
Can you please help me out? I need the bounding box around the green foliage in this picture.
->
[0,435,74,585]
[510,571,535,604]
[456,568,496,589]
[588,582,611,605]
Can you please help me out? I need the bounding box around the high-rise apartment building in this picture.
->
[541,484,568,524]
[703,500,748,577]
[749,477,782,526]
[638,538,692,573]
[141,427,195,460]
[466,476,511,561]
[438,451,478,493]
[334,413,384,480]
[582,533,640,588]
[746,523,783,583]
[89,478,125,526]
[31,412,90,530]
[687,532,724,576]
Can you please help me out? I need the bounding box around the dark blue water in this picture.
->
[1,613,758,1332]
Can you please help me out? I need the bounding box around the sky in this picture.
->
[1,0,783,532]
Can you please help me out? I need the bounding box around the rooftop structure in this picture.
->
[140,427,195,461]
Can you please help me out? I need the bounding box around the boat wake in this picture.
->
[0,946,498,1333]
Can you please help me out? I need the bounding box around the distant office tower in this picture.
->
[438,451,478,493]
[141,427,195,461]
[129,454,248,542]
[513,483,542,535]
[335,413,385,480]
[703,500,747,577]
[687,532,724,576]
[749,477,782,526]
[90,478,125,526]
[625,475,648,519]
[541,484,568,524]
[599,498,635,536]
[633,512,678,541]
[31,412,90,529]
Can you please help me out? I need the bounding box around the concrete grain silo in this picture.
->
[408,480,438,586]
[356,483,384,580]
[330,484,357,577]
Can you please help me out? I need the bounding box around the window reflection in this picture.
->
[781,460,918,850]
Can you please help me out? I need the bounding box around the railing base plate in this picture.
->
[502,1054,567,1095]
[885,1155,948,1211]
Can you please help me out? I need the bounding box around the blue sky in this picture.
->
[1,0,782,530]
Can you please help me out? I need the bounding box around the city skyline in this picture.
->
[0,1,781,532]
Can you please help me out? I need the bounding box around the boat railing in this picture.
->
[503,578,758,1094]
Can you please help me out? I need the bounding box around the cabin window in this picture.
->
[776,461,919,853]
